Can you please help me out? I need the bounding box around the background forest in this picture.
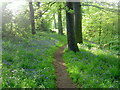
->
[1,0,120,88]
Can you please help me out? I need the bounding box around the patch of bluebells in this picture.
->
[40,74,45,77]
[24,69,37,77]
[24,68,35,72]
[73,57,78,61]
[64,46,119,88]
[26,72,31,76]
[2,32,66,88]
[3,60,12,65]
[31,40,56,48]
[46,77,49,79]
[33,59,37,61]
[97,67,101,69]
[100,78,103,81]
[24,68,50,80]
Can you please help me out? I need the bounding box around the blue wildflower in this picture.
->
[46,77,49,79]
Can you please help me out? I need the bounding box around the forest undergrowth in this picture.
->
[63,42,119,88]
[2,31,119,88]
[2,32,66,88]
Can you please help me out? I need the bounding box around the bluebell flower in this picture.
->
[26,72,30,76]
[110,85,114,88]
[29,69,35,71]
[100,78,102,80]
[46,77,49,79]
[34,59,36,61]
[3,61,12,65]
[98,67,101,69]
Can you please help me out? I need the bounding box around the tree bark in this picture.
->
[66,2,79,52]
[73,2,83,43]
[2,2,8,31]
[53,14,57,29]
[29,1,36,34]
[98,12,102,44]
[58,4,63,35]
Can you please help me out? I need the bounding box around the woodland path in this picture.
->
[54,45,76,88]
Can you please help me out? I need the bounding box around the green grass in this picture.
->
[2,32,66,88]
[63,42,119,88]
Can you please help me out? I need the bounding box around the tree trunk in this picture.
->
[53,14,57,29]
[99,12,102,44]
[2,22,5,31]
[10,21,13,31]
[118,2,120,56]
[2,2,7,31]
[99,28,101,44]
[2,13,5,31]
[73,2,83,43]
[66,2,79,52]
[29,1,36,34]
[58,4,63,35]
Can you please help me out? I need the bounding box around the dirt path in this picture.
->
[54,45,76,88]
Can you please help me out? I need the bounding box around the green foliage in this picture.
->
[63,42,119,88]
[2,1,119,88]
[14,12,30,31]
[68,9,74,13]
[35,18,51,31]
[2,4,31,38]
[82,4,118,51]
[2,32,66,88]
[108,40,120,51]
[34,2,56,32]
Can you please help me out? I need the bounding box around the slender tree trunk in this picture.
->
[53,14,57,29]
[66,2,79,52]
[10,21,12,31]
[118,2,120,56]
[29,1,36,34]
[58,4,63,35]
[2,21,5,31]
[73,2,83,43]
[99,28,101,44]
[99,12,102,44]
[2,14,5,31]
[2,2,7,31]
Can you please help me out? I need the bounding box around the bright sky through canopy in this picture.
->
[6,0,26,15]
[1,0,118,16]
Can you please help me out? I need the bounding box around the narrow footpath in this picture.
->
[54,45,76,88]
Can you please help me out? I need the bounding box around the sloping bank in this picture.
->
[2,32,66,88]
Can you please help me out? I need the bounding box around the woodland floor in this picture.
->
[54,45,76,88]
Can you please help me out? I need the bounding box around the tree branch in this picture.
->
[81,3,118,13]
[40,2,56,17]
